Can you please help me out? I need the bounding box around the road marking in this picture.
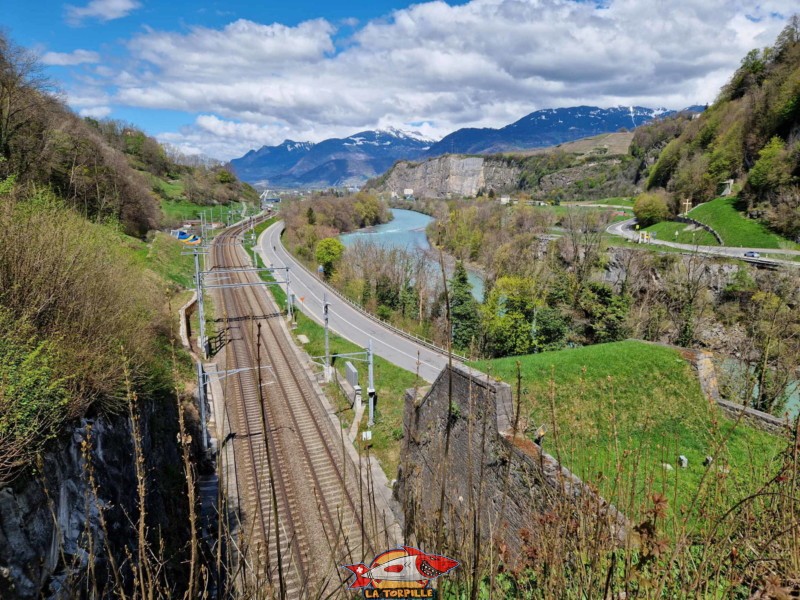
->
[261,225,444,379]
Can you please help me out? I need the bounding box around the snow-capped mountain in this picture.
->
[229,128,433,188]
[229,107,703,188]
[229,140,315,183]
[423,106,698,156]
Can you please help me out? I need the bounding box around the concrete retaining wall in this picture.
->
[689,349,788,435]
[715,399,787,435]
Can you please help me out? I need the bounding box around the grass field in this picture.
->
[146,174,197,226]
[515,132,634,157]
[118,231,196,290]
[470,341,784,526]
[532,204,632,225]
[689,197,798,249]
[149,175,184,200]
[160,199,260,228]
[644,220,720,246]
[160,198,207,225]
[145,232,196,289]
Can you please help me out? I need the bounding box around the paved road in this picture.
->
[608,218,800,267]
[258,221,451,382]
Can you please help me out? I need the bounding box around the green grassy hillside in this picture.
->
[470,341,783,525]
[644,23,800,241]
[644,220,720,245]
[689,196,798,248]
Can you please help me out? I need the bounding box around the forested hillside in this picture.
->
[643,17,800,239]
[0,33,257,236]
[0,34,255,597]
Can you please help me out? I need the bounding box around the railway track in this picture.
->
[210,219,383,598]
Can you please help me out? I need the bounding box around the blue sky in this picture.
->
[3,0,794,160]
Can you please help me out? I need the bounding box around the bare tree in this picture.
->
[559,207,611,300]
[0,32,57,181]
[666,252,712,346]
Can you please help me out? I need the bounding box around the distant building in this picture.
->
[499,195,511,205]
[403,188,414,200]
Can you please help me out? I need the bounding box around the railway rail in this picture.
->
[210,219,385,598]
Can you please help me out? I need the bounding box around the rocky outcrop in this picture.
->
[0,397,190,599]
[373,155,522,198]
[538,159,621,191]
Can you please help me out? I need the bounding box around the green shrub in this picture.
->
[748,136,791,193]
[647,138,682,189]
[0,310,70,482]
[315,237,345,278]
[634,190,671,226]
[0,190,168,416]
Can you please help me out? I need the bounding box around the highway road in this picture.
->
[258,221,451,382]
[608,218,800,268]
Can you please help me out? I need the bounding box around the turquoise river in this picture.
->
[339,208,485,300]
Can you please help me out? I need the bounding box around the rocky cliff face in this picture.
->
[373,155,522,198]
[0,397,190,599]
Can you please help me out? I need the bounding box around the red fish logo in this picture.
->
[342,546,458,591]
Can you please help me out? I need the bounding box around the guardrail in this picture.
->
[267,221,470,363]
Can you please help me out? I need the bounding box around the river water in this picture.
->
[339,208,485,300]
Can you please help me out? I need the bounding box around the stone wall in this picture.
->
[396,363,626,568]
[689,349,788,435]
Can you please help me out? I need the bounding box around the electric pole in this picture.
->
[286,270,293,323]
[323,293,331,382]
[193,248,208,357]
[367,339,375,427]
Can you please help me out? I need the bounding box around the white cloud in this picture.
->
[102,0,796,159]
[67,92,110,107]
[41,49,101,66]
[78,106,113,118]
[128,19,334,79]
[66,0,141,25]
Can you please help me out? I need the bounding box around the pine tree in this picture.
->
[449,262,480,351]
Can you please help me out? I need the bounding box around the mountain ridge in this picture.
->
[230,105,704,188]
